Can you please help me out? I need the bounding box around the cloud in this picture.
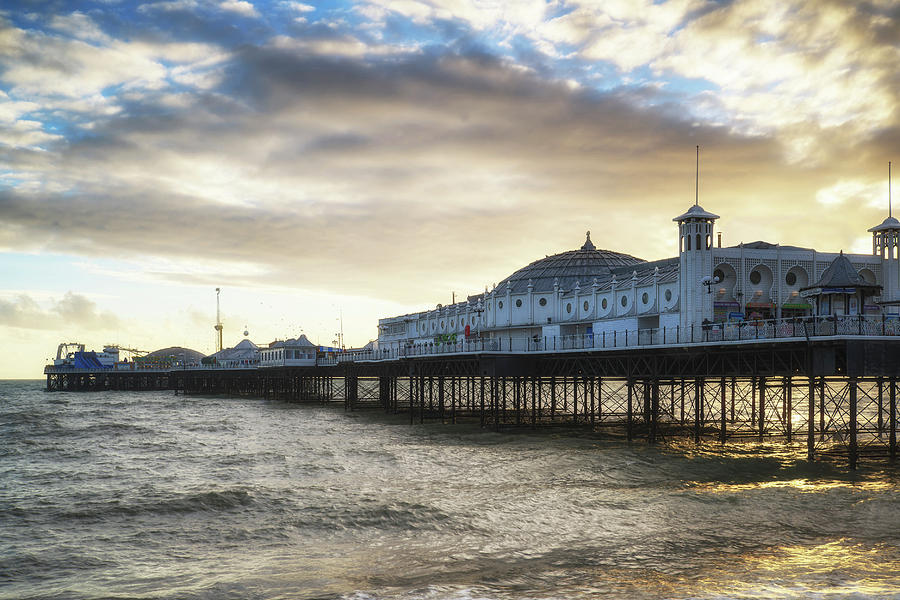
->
[1,1,899,310]
[0,292,122,330]
[219,0,258,17]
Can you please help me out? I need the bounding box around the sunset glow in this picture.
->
[2,0,898,376]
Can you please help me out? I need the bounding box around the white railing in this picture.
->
[342,315,900,362]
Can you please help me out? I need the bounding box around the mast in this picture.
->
[214,287,223,353]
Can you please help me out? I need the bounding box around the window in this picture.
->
[440,320,445,328]
[686,235,691,251]
[665,289,672,302]
[566,303,572,314]
[750,270,762,285]
[583,301,589,312]
[602,298,608,309]
[539,297,547,307]
[450,320,454,327]
[785,271,797,286]
[515,299,522,308]
[714,269,724,282]
[621,296,628,307]
[642,292,649,304]
[498,301,504,309]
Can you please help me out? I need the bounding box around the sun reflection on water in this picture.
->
[693,539,900,599]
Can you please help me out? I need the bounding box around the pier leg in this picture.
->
[480,376,486,428]
[758,376,766,442]
[439,376,445,424]
[720,376,727,443]
[890,378,897,460]
[786,377,793,443]
[572,377,578,424]
[730,377,736,423]
[694,378,701,443]
[850,376,858,470]
[680,379,685,426]
[550,377,556,420]
[409,376,415,424]
[649,380,659,444]
[819,379,826,442]
[627,379,634,441]
[590,377,596,427]
[451,377,456,424]
[808,377,815,460]
[751,377,757,429]
[420,376,425,424]
[878,377,884,436]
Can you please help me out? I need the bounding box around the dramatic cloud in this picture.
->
[1,0,898,374]
[0,292,123,331]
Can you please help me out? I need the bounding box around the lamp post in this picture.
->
[473,299,485,348]
[701,275,720,294]
[700,275,720,340]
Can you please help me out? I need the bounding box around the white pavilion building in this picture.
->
[375,203,900,352]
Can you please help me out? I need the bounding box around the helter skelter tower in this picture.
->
[214,287,224,352]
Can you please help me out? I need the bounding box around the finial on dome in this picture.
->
[581,230,596,251]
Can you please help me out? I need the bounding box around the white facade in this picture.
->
[376,204,897,351]
[259,335,318,367]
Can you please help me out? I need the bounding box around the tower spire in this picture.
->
[695,145,700,207]
[890,161,893,219]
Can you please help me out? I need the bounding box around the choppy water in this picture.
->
[2,380,900,600]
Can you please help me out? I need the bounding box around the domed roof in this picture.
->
[868,216,900,232]
[496,232,645,294]
[673,204,719,221]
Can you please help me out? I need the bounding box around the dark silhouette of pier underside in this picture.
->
[46,338,900,468]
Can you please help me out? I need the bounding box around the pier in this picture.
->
[45,318,900,469]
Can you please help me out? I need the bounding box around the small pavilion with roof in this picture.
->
[800,252,883,317]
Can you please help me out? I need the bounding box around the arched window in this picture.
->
[696,233,701,251]
[686,235,691,251]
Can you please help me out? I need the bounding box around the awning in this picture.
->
[746,302,774,308]
[782,303,811,309]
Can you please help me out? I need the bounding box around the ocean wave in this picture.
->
[56,488,257,521]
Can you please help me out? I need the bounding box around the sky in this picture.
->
[1,0,899,378]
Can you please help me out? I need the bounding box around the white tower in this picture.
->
[674,204,719,330]
[869,162,899,313]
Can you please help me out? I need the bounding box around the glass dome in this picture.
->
[495,232,644,294]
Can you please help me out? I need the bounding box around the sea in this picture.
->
[3,379,900,600]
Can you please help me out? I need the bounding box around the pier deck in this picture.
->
[45,335,900,468]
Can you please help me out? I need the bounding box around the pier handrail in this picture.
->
[339,314,900,362]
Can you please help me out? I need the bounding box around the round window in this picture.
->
[431,323,435,330]
[786,271,797,286]
[602,298,608,310]
[498,301,503,309]
[472,316,476,324]
[516,299,522,308]
[450,320,454,327]
[539,297,547,307]
[750,270,762,285]
[583,301,589,312]
[621,296,628,307]
[566,303,572,314]
[642,292,649,304]
[714,268,725,282]
[440,320,445,328]
[665,289,672,302]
